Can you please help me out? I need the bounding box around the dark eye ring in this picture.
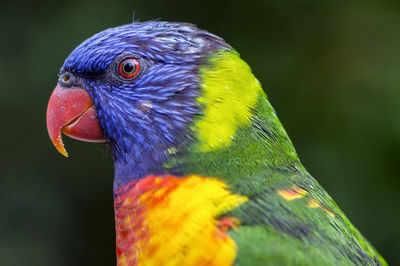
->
[119,58,140,79]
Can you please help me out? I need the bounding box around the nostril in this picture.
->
[59,72,76,87]
[62,75,70,83]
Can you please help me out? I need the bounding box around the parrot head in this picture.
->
[46,21,239,183]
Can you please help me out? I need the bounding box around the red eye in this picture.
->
[119,58,140,79]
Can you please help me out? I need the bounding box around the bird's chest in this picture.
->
[113,175,247,266]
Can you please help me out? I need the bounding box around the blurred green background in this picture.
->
[1,0,399,265]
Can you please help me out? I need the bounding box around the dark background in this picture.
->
[1,0,399,265]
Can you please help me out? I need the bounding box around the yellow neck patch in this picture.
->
[114,175,248,266]
[194,51,263,151]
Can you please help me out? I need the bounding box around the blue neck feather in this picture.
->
[86,63,200,189]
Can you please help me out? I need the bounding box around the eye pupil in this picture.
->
[119,58,140,79]
[123,62,134,73]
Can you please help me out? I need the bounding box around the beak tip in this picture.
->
[52,135,69,157]
[59,148,69,158]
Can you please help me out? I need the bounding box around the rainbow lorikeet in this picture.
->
[46,20,386,265]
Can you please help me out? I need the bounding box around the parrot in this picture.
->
[46,20,387,265]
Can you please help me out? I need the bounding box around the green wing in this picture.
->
[226,95,386,265]
[228,170,386,265]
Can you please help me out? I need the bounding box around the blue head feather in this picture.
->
[61,21,230,187]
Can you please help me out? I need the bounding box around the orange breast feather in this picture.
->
[114,175,248,266]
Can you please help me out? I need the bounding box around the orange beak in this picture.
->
[46,85,106,157]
